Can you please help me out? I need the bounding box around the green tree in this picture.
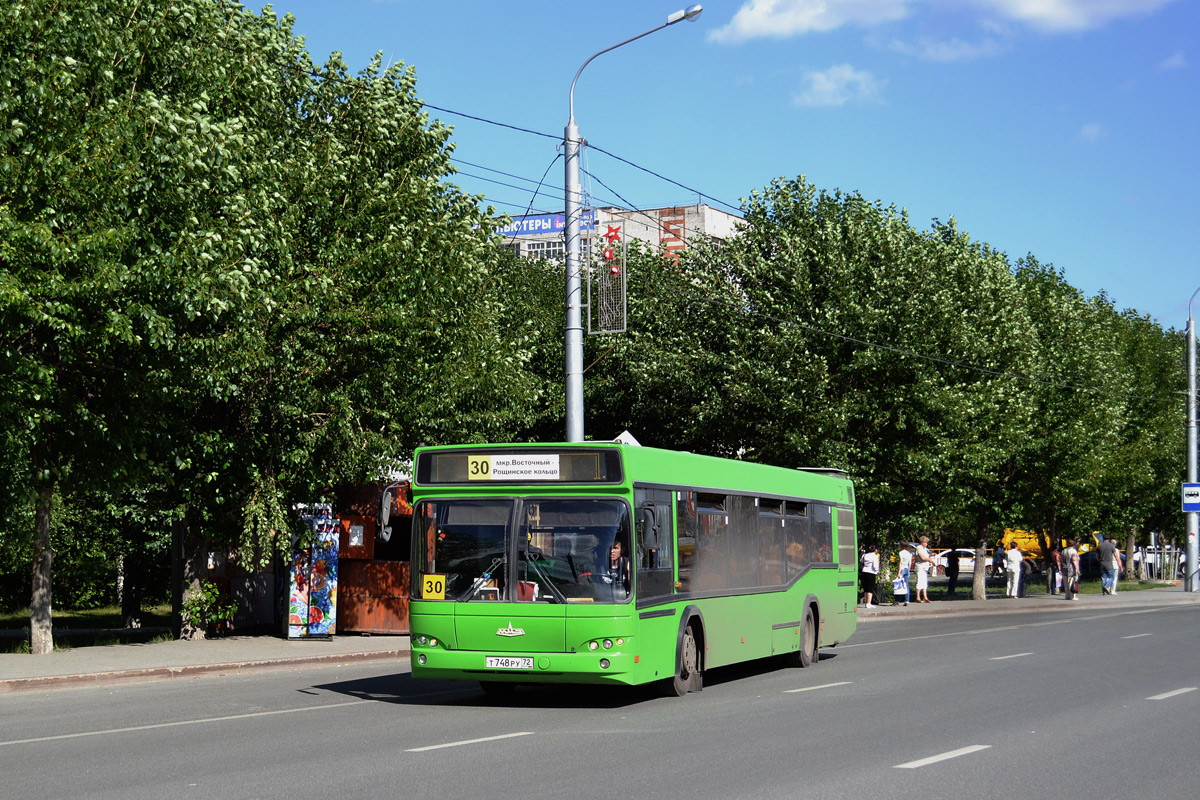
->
[1,0,303,651]
[1,0,541,648]
[573,179,1041,599]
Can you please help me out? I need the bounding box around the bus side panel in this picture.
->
[820,579,858,646]
[631,608,682,683]
[693,592,787,670]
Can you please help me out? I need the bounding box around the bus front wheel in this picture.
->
[670,624,702,696]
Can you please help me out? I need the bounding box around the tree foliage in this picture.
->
[1,1,1185,628]
[0,0,540,644]
[550,177,1183,559]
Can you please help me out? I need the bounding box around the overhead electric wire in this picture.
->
[586,143,742,215]
[422,102,561,141]
[190,26,1148,383]
[581,167,717,245]
[454,170,554,199]
[189,26,737,220]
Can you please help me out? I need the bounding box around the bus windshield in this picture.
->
[413,498,631,604]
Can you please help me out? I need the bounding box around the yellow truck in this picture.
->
[998,529,1101,573]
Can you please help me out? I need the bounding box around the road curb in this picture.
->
[0,647,410,694]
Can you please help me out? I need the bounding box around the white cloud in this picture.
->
[793,64,886,107]
[710,0,1180,43]
[887,34,1006,62]
[1158,50,1187,70]
[968,0,1178,32]
[709,0,913,44]
[1076,122,1108,143]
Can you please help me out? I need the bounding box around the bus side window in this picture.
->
[676,490,697,594]
[635,488,674,600]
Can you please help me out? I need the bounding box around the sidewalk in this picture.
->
[0,631,409,694]
[3,585,1197,694]
[858,582,1200,620]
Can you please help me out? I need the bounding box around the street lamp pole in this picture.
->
[562,5,702,443]
[1187,287,1199,590]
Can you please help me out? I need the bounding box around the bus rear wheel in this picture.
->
[670,624,702,696]
[785,606,817,668]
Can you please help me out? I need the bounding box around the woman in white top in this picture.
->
[915,536,934,603]
[860,545,880,608]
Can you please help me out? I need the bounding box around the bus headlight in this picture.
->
[588,641,599,651]
[602,639,613,650]
[599,658,610,669]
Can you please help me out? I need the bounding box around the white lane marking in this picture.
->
[1147,687,1196,701]
[895,744,991,769]
[407,731,535,752]
[783,681,852,693]
[990,652,1033,660]
[1122,633,1152,639]
[0,699,373,747]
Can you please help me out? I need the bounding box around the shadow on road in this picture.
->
[311,650,843,709]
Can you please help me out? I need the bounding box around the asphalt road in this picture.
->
[2,602,1196,800]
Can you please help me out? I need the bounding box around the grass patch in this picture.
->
[0,604,175,653]
[0,604,172,630]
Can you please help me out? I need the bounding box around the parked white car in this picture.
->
[932,548,992,577]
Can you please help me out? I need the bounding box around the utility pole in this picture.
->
[562,5,702,442]
[1186,287,1199,590]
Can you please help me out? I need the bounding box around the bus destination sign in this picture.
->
[469,454,561,481]
[418,448,622,485]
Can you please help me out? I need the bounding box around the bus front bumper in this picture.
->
[412,647,641,685]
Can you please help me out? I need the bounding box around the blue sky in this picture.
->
[276,0,1197,329]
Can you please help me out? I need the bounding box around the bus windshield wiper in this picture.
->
[459,556,505,602]
[522,546,566,604]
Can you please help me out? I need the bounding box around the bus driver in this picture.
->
[597,537,631,597]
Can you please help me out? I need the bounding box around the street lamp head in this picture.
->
[668,5,703,25]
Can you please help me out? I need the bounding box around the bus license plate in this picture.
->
[486,656,533,670]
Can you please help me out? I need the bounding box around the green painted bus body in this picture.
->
[408,443,857,687]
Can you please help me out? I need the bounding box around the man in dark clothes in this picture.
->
[945,549,960,596]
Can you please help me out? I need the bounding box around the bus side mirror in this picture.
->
[638,504,659,549]
[379,489,394,543]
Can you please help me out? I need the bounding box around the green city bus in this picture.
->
[407,442,858,696]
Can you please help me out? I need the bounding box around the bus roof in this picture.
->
[412,442,854,506]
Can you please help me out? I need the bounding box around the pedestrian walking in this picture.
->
[1098,535,1118,595]
[1062,538,1080,601]
[1099,535,1124,595]
[1110,539,1124,593]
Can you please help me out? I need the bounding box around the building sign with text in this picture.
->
[496,211,594,237]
